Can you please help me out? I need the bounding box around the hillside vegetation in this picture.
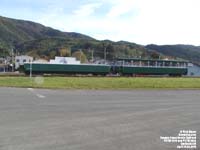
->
[0,15,200,63]
[146,44,200,65]
[0,16,150,61]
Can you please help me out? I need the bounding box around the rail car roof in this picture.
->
[116,58,189,63]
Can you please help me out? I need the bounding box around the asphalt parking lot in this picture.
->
[0,87,199,150]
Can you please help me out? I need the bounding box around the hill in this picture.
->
[0,16,92,44]
[1,15,199,64]
[146,44,200,65]
[0,16,150,61]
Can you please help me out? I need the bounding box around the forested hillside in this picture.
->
[1,15,199,64]
[146,44,200,65]
[0,16,150,61]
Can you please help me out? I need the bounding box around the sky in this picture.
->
[0,0,200,45]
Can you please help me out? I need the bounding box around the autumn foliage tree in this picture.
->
[72,50,87,63]
[59,48,71,57]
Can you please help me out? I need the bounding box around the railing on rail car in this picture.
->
[115,58,188,68]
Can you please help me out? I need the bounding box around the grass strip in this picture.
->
[0,77,200,89]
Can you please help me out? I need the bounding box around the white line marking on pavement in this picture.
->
[27,88,46,99]
[36,94,46,99]
[27,88,34,91]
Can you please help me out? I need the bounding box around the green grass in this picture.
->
[0,77,200,89]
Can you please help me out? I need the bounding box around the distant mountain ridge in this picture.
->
[146,44,200,65]
[0,16,149,61]
[0,16,92,45]
[0,15,200,64]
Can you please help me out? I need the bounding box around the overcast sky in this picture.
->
[0,0,200,45]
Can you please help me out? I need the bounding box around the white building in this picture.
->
[15,55,33,69]
[33,59,48,63]
[49,57,80,64]
[187,63,200,76]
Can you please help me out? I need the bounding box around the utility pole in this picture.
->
[104,46,107,62]
[30,59,32,79]
[3,59,6,72]
[91,49,94,62]
[11,48,14,72]
[79,49,82,62]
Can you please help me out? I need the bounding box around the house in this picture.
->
[0,57,10,72]
[15,55,33,69]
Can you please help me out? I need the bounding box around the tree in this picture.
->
[72,50,87,63]
[150,51,160,59]
[0,47,9,57]
[59,48,71,57]
[106,44,115,59]
[49,51,57,59]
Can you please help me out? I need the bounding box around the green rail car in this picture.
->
[118,66,188,76]
[23,58,188,76]
[24,63,111,75]
[114,58,188,76]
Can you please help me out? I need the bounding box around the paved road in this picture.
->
[0,87,199,150]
